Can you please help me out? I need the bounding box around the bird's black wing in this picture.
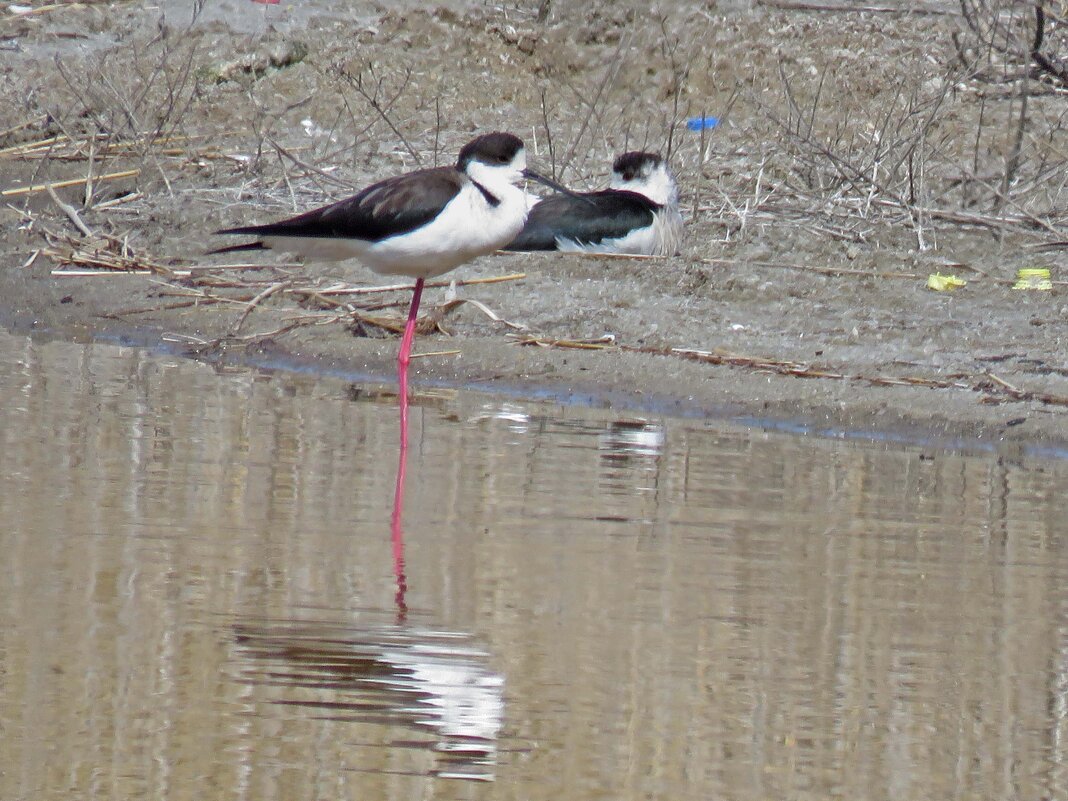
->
[215,167,465,245]
[505,190,658,251]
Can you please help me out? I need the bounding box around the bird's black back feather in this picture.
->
[216,166,466,244]
[505,190,659,251]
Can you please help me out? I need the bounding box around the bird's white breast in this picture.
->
[359,179,529,278]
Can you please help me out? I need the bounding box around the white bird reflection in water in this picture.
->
[228,620,505,781]
[598,419,665,459]
[470,401,533,433]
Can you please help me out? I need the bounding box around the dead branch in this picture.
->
[513,335,1068,408]
[45,184,94,238]
[2,168,140,197]
[337,61,420,166]
[761,0,956,13]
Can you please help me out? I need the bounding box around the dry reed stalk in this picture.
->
[93,192,143,209]
[512,335,617,349]
[0,134,70,158]
[0,116,50,140]
[0,132,180,161]
[2,168,140,197]
[52,269,152,276]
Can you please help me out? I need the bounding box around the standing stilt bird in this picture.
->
[504,151,683,256]
[214,131,568,366]
[215,132,570,543]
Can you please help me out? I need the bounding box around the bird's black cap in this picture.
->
[457,132,525,170]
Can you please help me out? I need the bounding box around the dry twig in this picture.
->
[2,168,140,197]
[512,336,1068,408]
[45,184,93,238]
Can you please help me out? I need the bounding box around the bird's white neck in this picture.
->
[465,157,525,202]
[611,164,678,209]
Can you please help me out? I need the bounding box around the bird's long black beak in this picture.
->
[523,168,585,200]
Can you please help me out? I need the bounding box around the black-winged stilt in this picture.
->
[215,131,568,366]
[505,151,683,256]
[215,132,570,539]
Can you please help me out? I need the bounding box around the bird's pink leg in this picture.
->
[390,277,423,623]
[395,277,424,452]
[397,277,425,370]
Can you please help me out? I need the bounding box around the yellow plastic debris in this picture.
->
[926,273,966,291]
[1012,267,1052,291]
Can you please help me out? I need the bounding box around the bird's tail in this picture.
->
[207,240,267,256]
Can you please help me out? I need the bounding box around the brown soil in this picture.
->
[1,0,1066,453]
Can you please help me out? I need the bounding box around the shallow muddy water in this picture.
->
[1,327,1067,801]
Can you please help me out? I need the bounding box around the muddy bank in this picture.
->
[1,0,1066,452]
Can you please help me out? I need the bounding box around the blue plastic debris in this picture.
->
[686,116,719,131]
